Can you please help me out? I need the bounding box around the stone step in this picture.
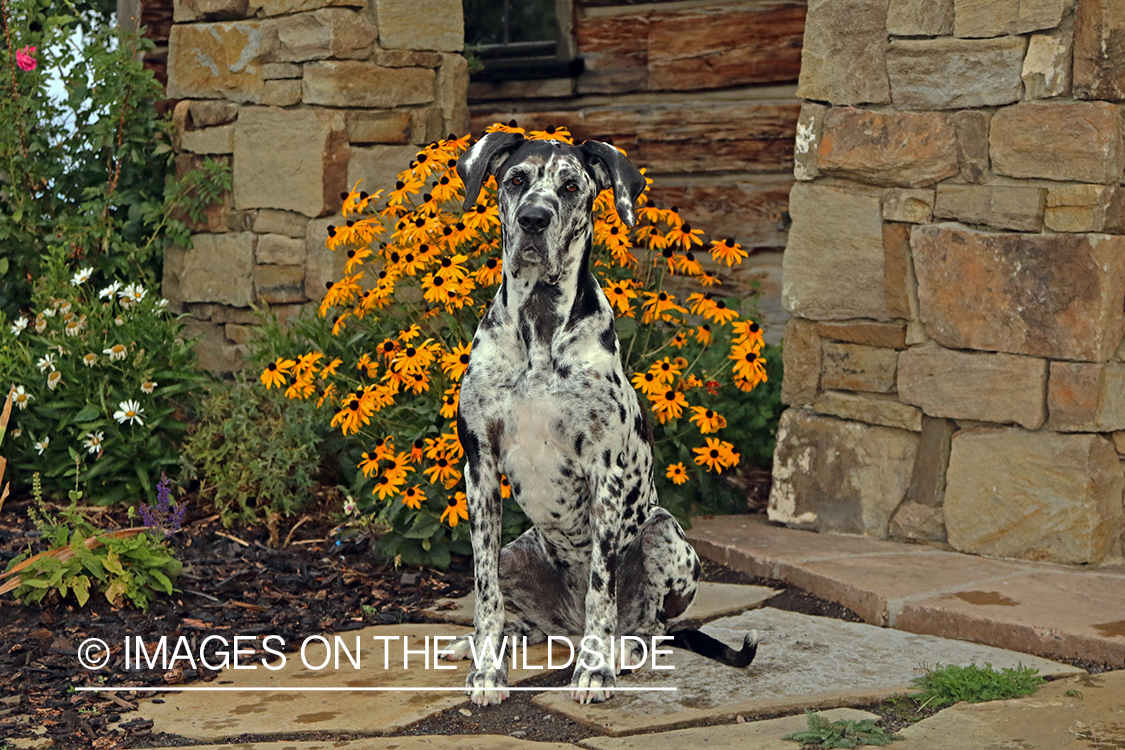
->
[687,515,1125,665]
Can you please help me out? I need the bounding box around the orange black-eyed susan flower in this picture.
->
[670,331,688,348]
[331,394,372,435]
[689,406,727,434]
[475,256,503,286]
[441,341,472,381]
[424,456,462,488]
[261,358,295,389]
[710,238,748,267]
[704,299,739,325]
[693,437,740,473]
[665,463,689,485]
[730,342,767,386]
[640,290,687,324]
[441,491,469,527]
[500,474,511,499]
[631,369,663,397]
[695,324,713,346]
[371,471,407,501]
[650,386,688,423]
[648,357,683,383]
[604,280,638,317]
[402,485,424,509]
[733,320,765,353]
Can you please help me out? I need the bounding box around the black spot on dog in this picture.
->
[599,324,616,354]
[574,433,585,456]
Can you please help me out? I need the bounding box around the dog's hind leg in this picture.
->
[616,508,701,638]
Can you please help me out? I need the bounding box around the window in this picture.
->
[463,0,582,81]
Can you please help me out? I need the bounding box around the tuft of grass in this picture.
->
[911,662,1043,709]
[782,711,900,748]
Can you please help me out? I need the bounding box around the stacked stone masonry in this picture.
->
[161,0,469,371]
[772,0,1125,565]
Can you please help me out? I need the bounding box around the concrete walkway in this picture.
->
[67,514,1124,750]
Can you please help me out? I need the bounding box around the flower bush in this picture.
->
[258,124,782,568]
[0,247,205,504]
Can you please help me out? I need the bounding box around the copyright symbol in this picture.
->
[78,638,111,670]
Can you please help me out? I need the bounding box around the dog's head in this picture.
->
[458,132,645,283]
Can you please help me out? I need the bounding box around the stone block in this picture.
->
[436,53,470,137]
[253,264,307,304]
[186,100,240,128]
[180,233,255,307]
[1074,0,1125,100]
[233,107,349,218]
[266,8,376,63]
[224,323,255,346]
[247,0,364,15]
[161,244,187,313]
[797,0,890,106]
[768,409,919,537]
[945,428,1124,564]
[882,188,934,223]
[373,49,444,68]
[1114,431,1125,453]
[167,22,268,103]
[180,125,234,155]
[348,145,417,199]
[174,154,235,234]
[1022,31,1073,99]
[173,0,248,22]
[1045,184,1118,232]
[261,79,301,106]
[822,342,898,393]
[793,103,827,182]
[781,318,821,406]
[882,222,915,321]
[305,215,348,301]
[990,101,1125,184]
[183,319,245,373]
[953,110,991,184]
[345,111,413,144]
[783,183,891,320]
[954,0,1067,37]
[888,501,946,542]
[886,37,1025,110]
[816,321,908,349]
[254,209,308,237]
[903,416,956,508]
[912,224,1125,362]
[371,0,464,52]
[302,61,435,109]
[814,391,923,432]
[933,184,1047,232]
[887,0,953,35]
[256,233,306,264]
[898,345,1048,429]
[817,108,959,188]
[1047,362,1125,432]
[262,62,301,79]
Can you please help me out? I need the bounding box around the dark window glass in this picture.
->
[464,0,559,47]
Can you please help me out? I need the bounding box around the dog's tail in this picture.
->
[667,628,758,668]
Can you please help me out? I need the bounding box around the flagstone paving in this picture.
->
[687,515,1125,664]
[423,582,780,626]
[578,708,881,750]
[894,669,1125,749]
[532,608,1082,737]
[135,738,578,750]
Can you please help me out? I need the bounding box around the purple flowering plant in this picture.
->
[139,473,186,538]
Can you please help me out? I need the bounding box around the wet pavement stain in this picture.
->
[294,711,340,724]
[1092,620,1125,638]
[945,590,1020,607]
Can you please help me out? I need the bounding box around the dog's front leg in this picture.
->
[462,441,510,705]
[571,461,625,704]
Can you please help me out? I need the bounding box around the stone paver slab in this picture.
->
[895,570,1125,664]
[580,707,880,749]
[136,624,565,742]
[136,738,578,750]
[778,550,1034,625]
[894,670,1125,750]
[532,608,1081,737]
[424,582,780,626]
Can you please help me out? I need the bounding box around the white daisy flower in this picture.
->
[113,400,144,426]
[115,315,125,327]
[82,353,98,367]
[82,431,105,455]
[104,343,127,361]
[121,283,146,304]
[34,314,47,334]
[71,267,94,286]
[34,436,49,455]
[36,353,56,373]
[64,317,83,336]
[156,298,169,311]
[46,371,62,391]
[11,385,32,410]
[10,428,20,439]
[99,281,122,300]
[9,317,27,336]
[57,301,71,316]
[141,380,157,394]
[42,307,56,319]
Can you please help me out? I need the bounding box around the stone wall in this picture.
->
[161,0,469,370]
[468,0,808,343]
[770,0,1125,565]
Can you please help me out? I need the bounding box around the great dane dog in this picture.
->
[447,132,757,706]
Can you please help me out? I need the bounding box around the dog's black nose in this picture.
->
[517,206,552,234]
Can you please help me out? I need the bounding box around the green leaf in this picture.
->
[74,404,101,422]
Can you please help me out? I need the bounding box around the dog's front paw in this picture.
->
[466,667,510,706]
[441,634,473,661]
[570,665,616,704]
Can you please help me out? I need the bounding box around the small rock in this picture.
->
[511,730,527,737]
[458,708,472,717]
[736,714,746,723]
[400,572,418,585]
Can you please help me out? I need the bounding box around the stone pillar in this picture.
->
[162,0,468,372]
[770,0,1125,565]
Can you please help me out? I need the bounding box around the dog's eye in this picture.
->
[511,176,524,186]
[565,181,578,193]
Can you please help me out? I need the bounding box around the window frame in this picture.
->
[468,0,582,82]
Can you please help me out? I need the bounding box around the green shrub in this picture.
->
[911,662,1044,708]
[782,711,900,748]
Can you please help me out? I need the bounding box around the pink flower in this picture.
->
[15,46,36,72]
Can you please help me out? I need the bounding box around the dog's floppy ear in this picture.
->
[579,140,646,227]
[458,131,526,211]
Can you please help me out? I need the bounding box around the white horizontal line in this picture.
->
[75,686,678,692]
